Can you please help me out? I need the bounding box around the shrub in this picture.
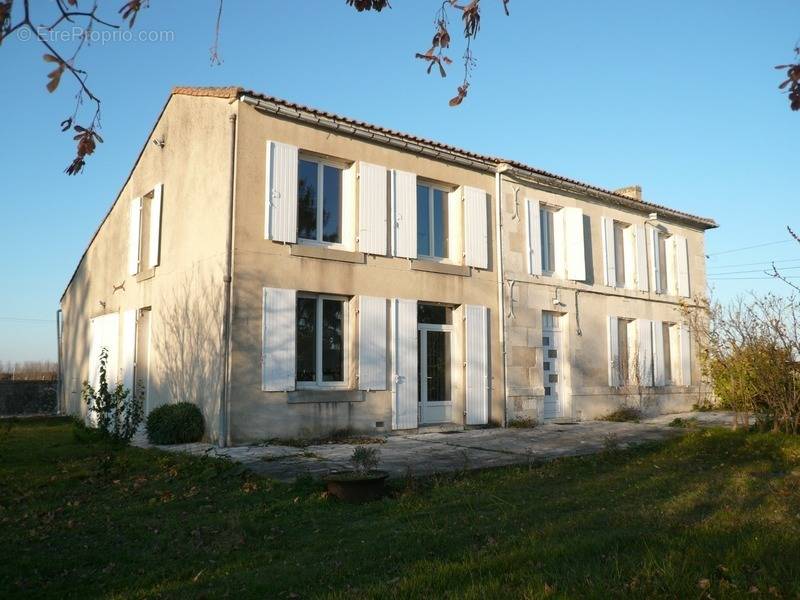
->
[146,402,205,445]
[600,406,641,422]
[350,446,381,474]
[508,416,538,429]
[81,348,143,444]
[687,294,800,434]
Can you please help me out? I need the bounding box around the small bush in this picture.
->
[82,348,143,444]
[669,417,699,429]
[350,446,381,474]
[146,402,205,445]
[508,416,538,429]
[600,406,641,422]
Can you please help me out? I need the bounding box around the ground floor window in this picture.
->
[296,294,347,386]
[616,317,634,384]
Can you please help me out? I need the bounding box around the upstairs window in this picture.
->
[297,158,342,245]
[656,231,669,293]
[613,221,628,288]
[416,183,449,259]
[296,294,347,387]
[540,206,557,274]
[128,184,162,277]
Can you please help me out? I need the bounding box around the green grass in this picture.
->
[2,417,800,599]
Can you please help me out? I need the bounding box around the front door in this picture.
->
[418,325,452,424]
[542,311,564,419]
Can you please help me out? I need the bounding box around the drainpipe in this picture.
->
[56,308,63,414]
[495,165,510,427]
[219,112,238,447]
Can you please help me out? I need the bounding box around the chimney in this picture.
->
[614,185,642,201]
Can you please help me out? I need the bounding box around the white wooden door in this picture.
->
[418,324,453,424]
[542,312,564,419]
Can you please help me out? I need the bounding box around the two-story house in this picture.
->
[58,87,716,445]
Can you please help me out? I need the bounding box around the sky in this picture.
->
[1,0,798,362]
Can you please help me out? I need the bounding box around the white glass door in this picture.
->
[542,312,564,419]
[418,324,453,424]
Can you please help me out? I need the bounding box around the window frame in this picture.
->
[295,293,349,389]
[539,205,558,276]
[416,180,451,262]
[297,154,347,248]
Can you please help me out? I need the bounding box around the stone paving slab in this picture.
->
[135,411,735,482]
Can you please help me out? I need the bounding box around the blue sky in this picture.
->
[1,0,798,362]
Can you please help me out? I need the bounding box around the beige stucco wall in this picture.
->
[59,95,235,439]
[498,177,708,421]
[227,101,502,443]
[59,90,713,445]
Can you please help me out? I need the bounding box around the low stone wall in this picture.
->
[0,381,58,416]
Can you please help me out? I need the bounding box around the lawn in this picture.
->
[2,418,800,599]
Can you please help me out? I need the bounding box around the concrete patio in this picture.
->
[136,411,734,482]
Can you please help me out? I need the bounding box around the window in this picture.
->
[296,295,347,386]
[662,322,674,384]
[129,184,162,277]
[657,233,669,292]
[138,191,154,271]
[613,221,628,288]
[416,183,448,259]
[297,157,342,244]
[617,318,633,384]
[540,207,556,274]
[418,303,453,325]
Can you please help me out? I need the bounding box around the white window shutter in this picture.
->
[601,217,616,287]
[121,309,137,393]
[465,305,490,425]
[148,184,163,268]
[607,315,619,387]
[553,209,566,277]
[464,186,489,269]
[88,318,102,390]
[448,189,463,261]
[391,170,417,259]
[679,324,692,385]
[651,320,665,386]
[262,287,296,391]
[636,318,653,387]
[635,224,648,292]
[128,197,141,276]
[101,313,120,388]
[649,227,662,294]
[264,141,298,243]
[391,298,418,429]
[564,207,586,281]
[674,234,690,298]
[525,198,542,276]
[358,162,388,255]
[358,296,387,390]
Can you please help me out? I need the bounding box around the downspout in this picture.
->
[219,111,238,447]
[495,165,510,427]
[56,308,63,414]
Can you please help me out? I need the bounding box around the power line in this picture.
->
[706,257,800,270]
[708,265,800,276]
[707,240,794,257]
[708,275,800,281]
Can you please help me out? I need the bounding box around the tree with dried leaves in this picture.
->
[1,0,512,176]
[685,293,800,434]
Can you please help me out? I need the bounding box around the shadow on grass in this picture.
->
[1,419,800,598]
